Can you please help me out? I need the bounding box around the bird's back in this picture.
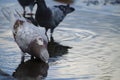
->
[14,20,47,52]
[50,6,65,27]
[36,8,52,26]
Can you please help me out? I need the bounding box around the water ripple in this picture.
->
[54,27,97,42]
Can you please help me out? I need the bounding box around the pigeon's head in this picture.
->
[28,37,49,63]
[34,0,47,7]
[35,0,45,4]
[55,4,75,15]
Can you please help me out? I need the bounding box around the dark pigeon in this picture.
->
[35,0,75,37]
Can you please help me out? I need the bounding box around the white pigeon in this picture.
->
[2,8,49,63]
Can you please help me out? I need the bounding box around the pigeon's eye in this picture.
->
[14,24,19,29]
[14,25,17,28]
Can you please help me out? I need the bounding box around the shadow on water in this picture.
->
[12,59,49,80]
[48,36,72,58]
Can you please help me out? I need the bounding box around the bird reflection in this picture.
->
[48,36,72,58]
[12,59,49,80]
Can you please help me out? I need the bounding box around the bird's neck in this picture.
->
[37,1,47,10]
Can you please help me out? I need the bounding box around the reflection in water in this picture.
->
[13,59,49,80]
[48,36,72,57]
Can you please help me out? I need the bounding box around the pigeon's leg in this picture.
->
[45,28,49,41]
[50,28,54,38]
[29,5,33,17]
[21,52,25,63]
[23,7,26,17]
[50,35,54,42]
[30,11,33,17]
[31,56,34,60]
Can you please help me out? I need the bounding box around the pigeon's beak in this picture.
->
[29,38,49,63]
[39,45,49,63]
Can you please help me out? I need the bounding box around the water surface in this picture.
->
[0,0,120,80]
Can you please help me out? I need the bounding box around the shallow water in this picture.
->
[0,0,120,80]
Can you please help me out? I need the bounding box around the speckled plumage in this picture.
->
[13,20,46,50]
[13,18,49,62]
[1,8,49,62]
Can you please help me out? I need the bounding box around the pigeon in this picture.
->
[35,0,75,37]
[2,8,49,63]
